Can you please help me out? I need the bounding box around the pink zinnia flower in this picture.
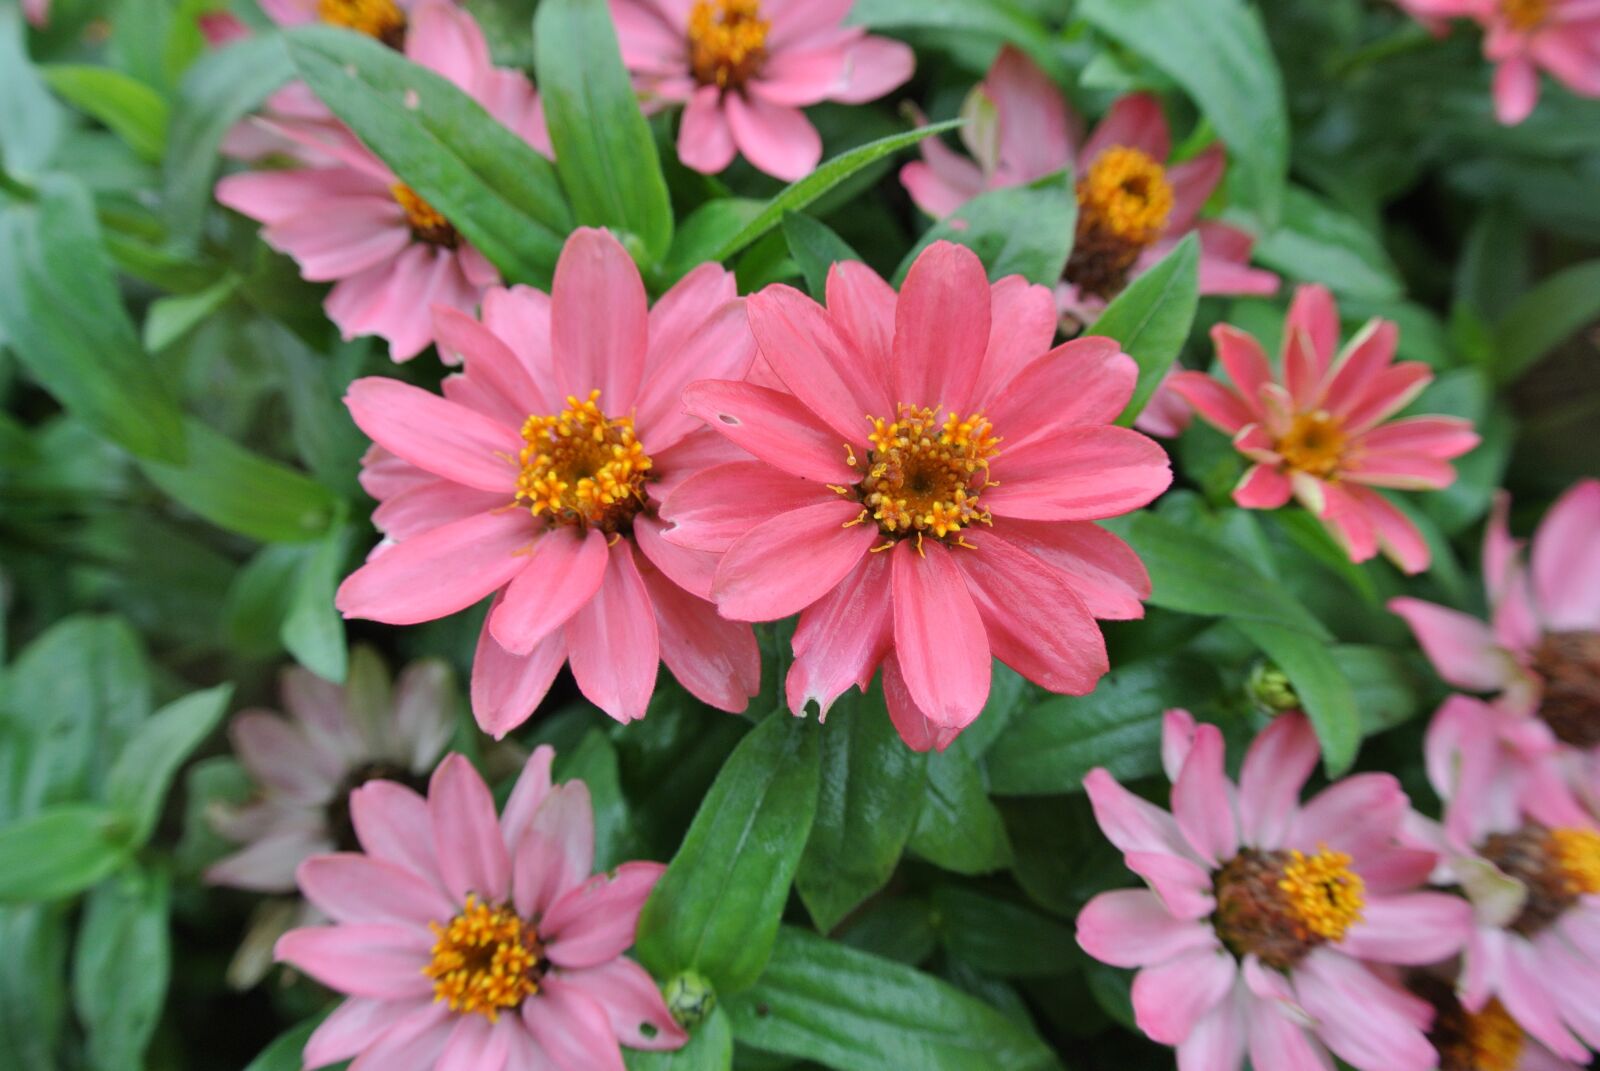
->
[1412,695,1600,1064]
[1391,480,1600,772]
[1396,0,1600,124]
[899,47,1280,325]
[663,242,1170,751]
[1076,710,1474,1071]
[336,227,760,735]
[1169,284,1480,574]
[608,0,915,181]
[215,0,550,362]
[276,749,686,1070]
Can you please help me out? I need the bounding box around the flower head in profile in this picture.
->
[1411,696,1600,1065]
[215,1,550,362]
[276,749,685,1071]
[1395,0,1600,124]
[1170,284,1479,574]
[337,227,760,735]
[664,241,1170,751]
[1076,710,1473,1071]
[608,0,914,180]
[1391,481,1600,774]
[899,47,1279,325]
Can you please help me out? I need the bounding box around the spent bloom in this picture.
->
[215,0,550,362]
[1395,0,1600,124]
[899,47,1279,325]
[1076,711,1474,1071]
[609,0,914,180]
[1170,284,1479,574]
[276,749,685,1071]
[337,227,760,735]
[663,241,1170,751]
[1412,696,1600,1064]
[1391,481,1600,778]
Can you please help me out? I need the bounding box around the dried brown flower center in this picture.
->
[1415,977,1525,1071]
[1212,847,1365,969]
[1065,147,1175,301]
[392,184,460,248]
[1480,824,1600,936]
[1531,630,1600,749]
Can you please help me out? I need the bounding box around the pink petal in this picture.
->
[830,35,915,104]
[564,542,659,724]
[230,709,339,802]
[345,1004,455,1071]
[678,85,738,175]
[305,997,418,1069]
[1357,487,1435,575]
[985,425,1172,521]
[511,781,595,920]
[549,228,649,411]
[500,745,556,852]
[1179,985,1248,1071]
[1076,889,1217,969]
[349,781,445,890]
[336,510,534,626]
[1282,327,1322,411]
[986,338,1138,451]
[275,924,434,999]
[881,653,960,752]
[489,527,609,655]
[206,829,328,893]
[984,45,1078,186]
[1338,362,1434,433]
[713,499,877,620]
[433,305,549,420]
[481,285,556,389]
[1133,949,1238,1045]
[1337,892,1472,965]
[1165,144,1225,232]
[1244,999,1334,1071]
[522,979,626,1071]
[1289,773,1406,860]
[891,241,992,412]
[345,377,521,493]
[986,517,1151,620]
[263,199,411,282]
[542,861,664,969]
[1283,284,1341,371]
[472,613,567,739]
[634,281,754,451]
[1082,92,1171,164]
[1233,463,1292,510]
[1125,850,1216,921]
[1168,371,1256,435]
[1237,714,1319,851]
[1171,724,1239,866]
[556,958,687,1051]
[900,157,983,219]
[1311,480,1380,565]
[1211,325,1274,413]
[638,559,761,712]
[1341,452,1459,490]
[373,480,510,543]
[1320,318,1399,416]
[660,462,832,552]
[891,539,991,729]
[681,379,861,483]
[1531,478,1600,631]
[1494,55,1541,124]
[1499,936,1590,1060]
[969,276,1060,412]
[725,93,822,182]
[1083,768,1197,861]
[1387,597,1506,691]
[787,550,894,717]
[436,1015,512,1071]
[1292,950,1439,1071]
[825,260,897,366]
[298,853,458,926]
[429,754,511,904]
[1162,709,1199,783]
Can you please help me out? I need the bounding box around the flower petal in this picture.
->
[511,781,595,921]
[1532,478,1600,631]
[891,241,992,412]
[787,550,894,717]
[1172,724,1238,866]
[725,92,821,181]
[1237,714,1319,851]
[345,377,521,493]
[565,542,659,724]
[1076,889,1216,969]
[472,613,567,739]
[429,754,511,904]
[298,853,458,926]
[1387,597,1506,691]
[275,924,434,999]
[522,978,626,1071]
[659,462,832,552]
[549,228,648,411]
[713,499,877,621]
[543,861,664,969]
[892,539,991,729]
[681,379,860,483]
[1133,948,1237,1046]
[336,510,534,626]
[638,558,761,713]
[1337,892,1472,965]
[489,527,610,655]
[555,958,687,1051]
[985,425,1172,521]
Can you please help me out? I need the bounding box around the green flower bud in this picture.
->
[664,970,717,1029]
[1247,661,1300,715]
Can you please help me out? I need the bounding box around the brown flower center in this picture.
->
[688,0,769,89]
[838,404,999,549]
[425,896,545,1020]
[516,391,653,534]
[1480,824,1600,936]
[326,762,428,853]
[1531,630,1600,749]
[1065,146,1175,301]
[392,184,460,248]
[1500,0,1552,32]
[1277,410,1349,480]
[1415,977,1525,1071]
[317,0,407,47]
[1213,847,1365,969]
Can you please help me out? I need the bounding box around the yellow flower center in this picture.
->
[1551,828,1600,895]
[1500,0,1551,31]
[840,404,999,548]
[1065,146,1175,301]
[317,0,407,45]
[688,0,769,89]
[424,896,543,1021]
[1213,847,1365,969]
[1482,823,1598,936]
[1278,847,1366,942]
[392,184,459,248]
[1428,988,1526,1071]
[516,391,653,533]
[1277,410,1348,480]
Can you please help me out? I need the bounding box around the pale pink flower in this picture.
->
[1133,370,1195,439]
[608,0,914,181]
[22,0,48,27]
[1076,710,1474,1071]
[1169,284,1479,574]
[1395,0,1600,124]
[277,749,686,1071]
[215,1,550,362]
[1408,972,1583,1071]
[899,47,1280,325]
[663,241,1169,751]
[1411,695,1600,1064]
[1390,480,1600,775]
[336,227,760,735]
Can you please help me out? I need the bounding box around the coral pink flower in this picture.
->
[1076,710,1474,1071]
[277,749,686,1071]
[215,1,550,362]
[1390,480,1600,773]
[1411,695,1600,1064]
[336,228,760,735]
[608,0,914,181]
[662,241,1170,751]
[1169,284,1479,574]
[1395,0,1600,124]
[899,47,1280,325]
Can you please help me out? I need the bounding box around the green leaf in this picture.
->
[1242,185,1402,300]
[0,905,69,1071]
[282,523,352,683]
[555,729,639,871]
[1331,645,1427,736]
[1090,233,1200,427]
[139,419,339,543]
[72,866,171,1071]
[1004,795,1126,916]
[725,927,1060,1071]
[985,656,1219,794]
[847,0,1063,81]
[660,197,765,283]
[143,275,240,353]
[41,65,169,163]
[0,7,66,177]
[287,25,571,286]
[783,211,863,298]
[105,684,234,845]
[896,172,1076,286]
[1078,0,1287,223]
[1491,259,1600,384]
[907,748,1011,875]
[0,806,133,903]
[0,176,188,464]
[162,33,294,249]
[932,887,1081,978]
[535,0,673,265]
[796,687,927,934]
[242,1015,325,1071]
[635,713,821,996]
[625,1006,733,1071]
[1234,621,1361,774]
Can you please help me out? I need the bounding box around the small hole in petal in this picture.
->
[718,413,740,426]
[404,88,420,109]
[640,1023,658,1039]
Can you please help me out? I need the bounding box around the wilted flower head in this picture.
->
[1170,284,1479,574]
[1076,710,1473,1071]
[609,0,914,180]
[337,227,761,735]
[665,241,1170,751]
[276,749,685,1070]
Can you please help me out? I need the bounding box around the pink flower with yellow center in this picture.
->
[1391,481,1600,778]
[1395,0,1600,124]
[214,1,550,362]
[276,749,686,1071]
[1077,710,1474,1071]
[608,0,915,181]
[899,47,1280,326]
[662,241,1170,751]
[336,227,760,735]
[1169,284,1480,574]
